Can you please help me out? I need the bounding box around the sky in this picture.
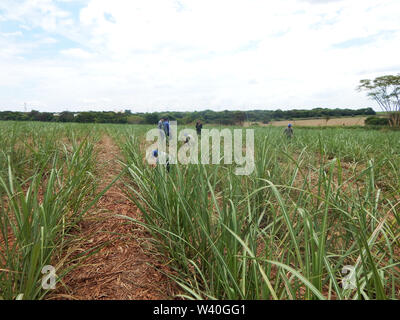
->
[0,0,399,113]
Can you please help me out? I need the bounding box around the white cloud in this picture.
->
[61,47,92,59]
[0,0,399,112]
[0,31,23,37]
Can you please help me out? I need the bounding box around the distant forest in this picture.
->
[0,108,376,125]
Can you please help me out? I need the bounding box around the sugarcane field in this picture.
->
[0,0,400,310]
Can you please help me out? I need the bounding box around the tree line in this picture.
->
[0,107,376,125]
[358,74,400,127]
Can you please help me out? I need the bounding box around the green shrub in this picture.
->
[365,116,389,126]
[127,115,145,124]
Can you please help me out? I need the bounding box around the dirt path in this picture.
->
[50,135,178,300]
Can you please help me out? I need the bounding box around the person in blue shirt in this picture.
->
[163,118,170,139]
[152,149,170,172]
[284,123,294,139]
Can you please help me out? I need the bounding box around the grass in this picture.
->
[0,122,102,300]
[117,125,400,300]
[1,122,399,300]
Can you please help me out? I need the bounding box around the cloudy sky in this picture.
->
[0,0,399,112]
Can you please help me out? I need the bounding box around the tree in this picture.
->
[75,112,96,123]
[144,113,159,124]
[36,112,54,122]
[358,74,400,127]
[262,114,270,124]
[274,109,284,119]
[28,110,41,121]
[59,111,74,122]
[325,115,331,125]
[234,111,246,126]
[127,115,145,124]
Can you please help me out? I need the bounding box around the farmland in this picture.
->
[270,116,367,127]
[1,121,400,300]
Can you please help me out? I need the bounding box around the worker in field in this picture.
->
[152,149,170,172]
[163,118,170,140]
[195,121,203,136]
[184,133,194,145]
[158,118,165,139]
[284,123,294,139]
